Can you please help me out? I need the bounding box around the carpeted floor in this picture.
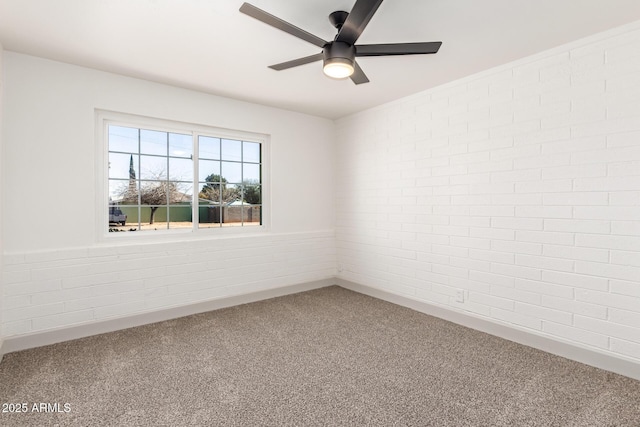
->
[1,286,639,426]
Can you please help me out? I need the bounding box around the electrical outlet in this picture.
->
[337,263,344,272]
[455,289,465,303]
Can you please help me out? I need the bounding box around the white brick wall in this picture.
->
[2,232,335,336]
[336,22,640,362]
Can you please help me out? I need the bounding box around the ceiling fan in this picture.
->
[239,0,442,84]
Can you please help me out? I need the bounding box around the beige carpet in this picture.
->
[1,286,639,426]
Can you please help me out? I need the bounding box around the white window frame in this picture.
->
[95,109,270,242]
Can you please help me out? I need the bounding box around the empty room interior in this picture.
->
[1,0,640,425]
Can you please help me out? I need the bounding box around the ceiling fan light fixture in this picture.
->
[323,57,354,79]
[322,41,356,80]
[239,2,442,85]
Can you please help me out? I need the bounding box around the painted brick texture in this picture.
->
[335,24,640,362]
[2,232,335,336]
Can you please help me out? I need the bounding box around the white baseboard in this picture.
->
[0,278,335,357]
[337,278,640,381]
[2,277,639,382]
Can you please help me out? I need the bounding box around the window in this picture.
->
[99,111,267,237]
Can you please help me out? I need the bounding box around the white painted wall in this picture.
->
[335,22,640,364]
[1,53,336,337]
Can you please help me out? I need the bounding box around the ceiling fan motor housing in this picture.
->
[323,41,356,66]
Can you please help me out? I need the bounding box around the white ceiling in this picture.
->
[1,0,640,119]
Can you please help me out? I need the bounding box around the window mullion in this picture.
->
[193,133,199,231]
[219,138,223,228]
[166,132,170,230]
[240,139,244,227]
[137,129,142,230]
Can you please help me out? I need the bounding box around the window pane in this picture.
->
[221,139,242,161]
[199,160,220,182]
[244,205,261,225]
[109,179,136,202]
[198,181,221,204]
[169,158,193,182]
[221,161,241,183]
[109,153,137,179]
[168,206,192,229]
[108,205,128,227]
[243,163,260,183]
[109,125,138,153]
[242,184,261,204]
[172,182,192,204]
[169,133,192,158]
[140,155,167,180]
[223,183,240,204]
[120,205,140,227]
[139,205,169,230]
[224,200,244,226]
[140,129,167,155]
[198,204,222,228]
[199,136,220,160]
[243,141,261,163]
[139,181,171,208]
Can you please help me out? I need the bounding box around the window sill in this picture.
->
[98,224,270,247]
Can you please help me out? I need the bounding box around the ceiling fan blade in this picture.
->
[268,53,324,71]
[356,42,442,56]
[350,61,370,85]
[239,3,327,48]
[336,0,384,45]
